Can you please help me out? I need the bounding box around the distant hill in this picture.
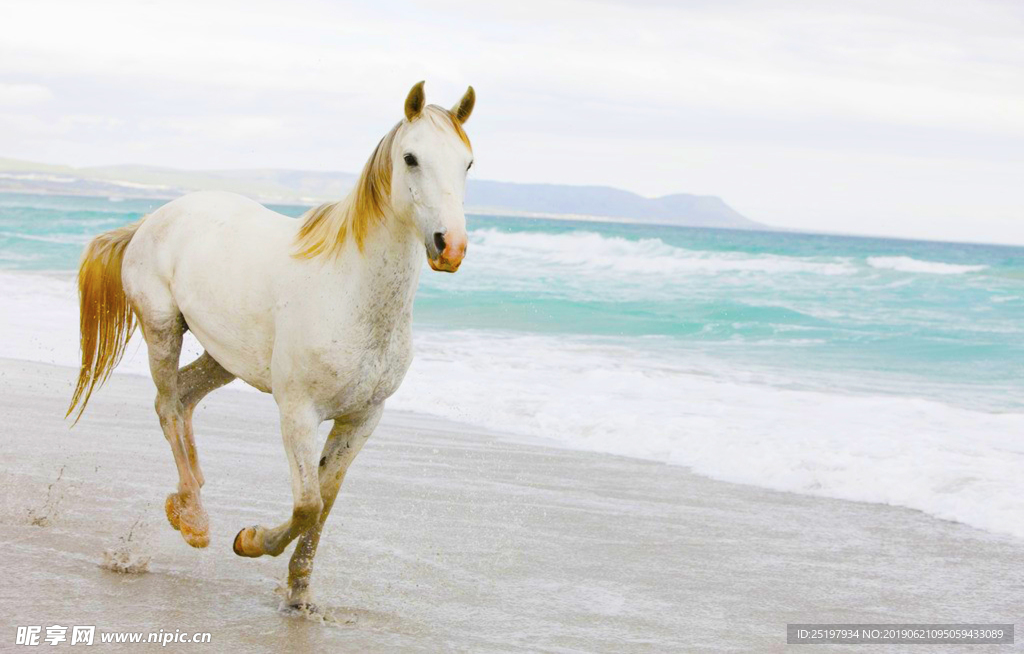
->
[0,157,763,229]
[466,180,759,228]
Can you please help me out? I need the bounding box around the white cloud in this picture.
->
[1,0,1023,242]
[141,116,286,141]
[0,82,52,106]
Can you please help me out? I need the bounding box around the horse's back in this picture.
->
[123,191,296,389]
[128,191,291,271]
[125,191,293,303]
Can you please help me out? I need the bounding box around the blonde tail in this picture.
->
[66,219,145,423]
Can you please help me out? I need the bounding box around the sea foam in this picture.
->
[393,329,1024,540]
[867,256,988,275]
[469,229,857,277]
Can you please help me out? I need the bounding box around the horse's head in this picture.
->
[391,81,475,273]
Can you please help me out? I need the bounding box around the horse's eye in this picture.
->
[404,153,418,167]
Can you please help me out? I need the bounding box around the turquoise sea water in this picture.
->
[2,192,1021,411]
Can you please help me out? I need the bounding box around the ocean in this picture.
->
[1,192,1022,538]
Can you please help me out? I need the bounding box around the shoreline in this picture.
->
[1,357,1021,651]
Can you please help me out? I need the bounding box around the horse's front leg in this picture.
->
[233,402,323,558]
[285,405,383,608]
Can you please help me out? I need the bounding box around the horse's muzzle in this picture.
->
[427,230,467,273]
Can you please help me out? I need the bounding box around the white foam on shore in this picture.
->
[2,271,1021,540]
[394,331,1024,540]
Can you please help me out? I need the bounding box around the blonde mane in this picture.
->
[294,105,472,259]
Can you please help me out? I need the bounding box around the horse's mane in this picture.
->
[294,105,472,259]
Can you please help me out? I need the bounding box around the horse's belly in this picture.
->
[185,314,275,392]
[175,272,279,391]
[172,256,279,392]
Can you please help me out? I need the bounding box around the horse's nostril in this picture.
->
[433,232,446,254]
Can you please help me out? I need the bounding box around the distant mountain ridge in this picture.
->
[466,180,758,228]
[0,156,762,229]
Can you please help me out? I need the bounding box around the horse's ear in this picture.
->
[452,86,475,124]
[404,81,426,121]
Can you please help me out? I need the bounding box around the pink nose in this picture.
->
[430,231,467,272]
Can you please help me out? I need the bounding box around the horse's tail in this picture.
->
[66,218,146,424]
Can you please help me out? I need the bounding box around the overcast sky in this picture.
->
[2,0,1022,243]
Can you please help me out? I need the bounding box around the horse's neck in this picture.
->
[345,212,423,330]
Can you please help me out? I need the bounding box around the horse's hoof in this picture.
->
[167,492,209,548]
[165,493,182,531]
[233,526,263,557]
[181,522,210,549]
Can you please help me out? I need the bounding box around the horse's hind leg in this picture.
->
[178,352,235,487]
[140,313,210,548]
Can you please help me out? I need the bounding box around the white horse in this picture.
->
[67,81,475,608]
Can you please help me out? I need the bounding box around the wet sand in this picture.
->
[0,358,1020,652]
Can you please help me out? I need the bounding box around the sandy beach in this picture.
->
[1,357,1021,652]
